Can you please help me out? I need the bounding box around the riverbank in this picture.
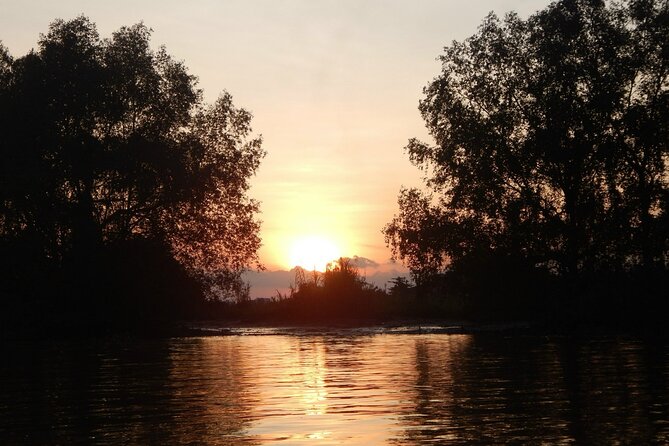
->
[178,319,530,336]
[3,295,668,340]
[4,311,668,340]
[175,316,669,339]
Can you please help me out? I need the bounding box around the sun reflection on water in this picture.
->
[300,341,328,416]
[3,334,668,444]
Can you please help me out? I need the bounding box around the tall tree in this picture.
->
[0,17,264,303]
[384,0,668,284]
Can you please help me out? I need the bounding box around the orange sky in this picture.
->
[1,0,552,294]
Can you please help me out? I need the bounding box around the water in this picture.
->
[2,331,668,444]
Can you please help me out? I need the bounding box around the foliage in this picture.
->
[279,259,387,320]
[388,276,415,298]
[0,17,264,325]
[384,0,668,287]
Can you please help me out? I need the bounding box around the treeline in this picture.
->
[0,17,264,335]
[383,0,668,325]
[203,258,441,324]
[2,1,667,334]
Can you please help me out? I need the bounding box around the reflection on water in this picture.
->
[1,333,668,444]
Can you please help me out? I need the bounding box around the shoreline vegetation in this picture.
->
[2,1,668,340]
[3,256,667,339]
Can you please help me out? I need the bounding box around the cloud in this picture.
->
[349,255,379,269]
[365,269,412,291]
[243,269,297,298]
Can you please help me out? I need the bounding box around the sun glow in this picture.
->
[288,236,341,271]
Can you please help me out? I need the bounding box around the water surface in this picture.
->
[2,332,668,444]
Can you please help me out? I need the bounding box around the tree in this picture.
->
[388,276,414,298]
[291,258,375,299]
[0,17,264,310]
[384,0,668,287]
[287,258,385,320]
[322,257,370,295]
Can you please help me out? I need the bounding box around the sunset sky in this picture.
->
[1,0,552,296]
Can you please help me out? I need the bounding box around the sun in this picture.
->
[288,236,341,271]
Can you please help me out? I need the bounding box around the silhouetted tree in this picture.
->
[284,258,385,319]
[323,258,366,294]
[384,0,668,288]
[0,17,264,320]
[388,276,414,297]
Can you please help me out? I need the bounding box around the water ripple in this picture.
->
[1,334,668,444]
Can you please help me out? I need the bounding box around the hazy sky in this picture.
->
[1,0,552,289]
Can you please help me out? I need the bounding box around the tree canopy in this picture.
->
[384,0,668,286]
[0,16,265,315]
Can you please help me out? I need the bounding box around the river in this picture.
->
[2,330,668,444]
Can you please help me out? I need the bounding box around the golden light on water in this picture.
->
[288,235,341,271]
[300,341,328,416]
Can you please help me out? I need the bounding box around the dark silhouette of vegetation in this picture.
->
[202,259,471,325]
[388,276,415,298]
[384,0,668,324]
[279,258,388,321]
[0,17,264,335]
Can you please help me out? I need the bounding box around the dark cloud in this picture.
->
[365,269,411,291]
[243,269,296,298]
[349,255,379,269]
